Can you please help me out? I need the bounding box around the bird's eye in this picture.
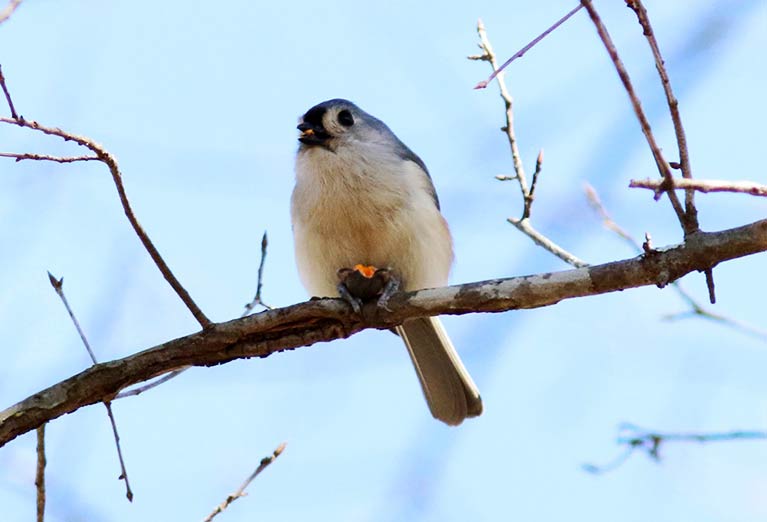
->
[337,109,354,127]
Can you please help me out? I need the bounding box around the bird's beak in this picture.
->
[297,122,328,145]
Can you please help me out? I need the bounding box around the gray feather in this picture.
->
[396,317,482,425]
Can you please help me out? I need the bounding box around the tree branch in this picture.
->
[471,23,585,268]
[35,425,45,522]
[203,442,286,522]
[1,219,765,448]
[0,152,100,163]
[625,0,699,230]
[631,177,767,198]
[579,0,688,233]
[584,423,767,474]
[0,116,211,329]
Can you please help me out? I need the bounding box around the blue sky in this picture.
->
[1,1,766,520]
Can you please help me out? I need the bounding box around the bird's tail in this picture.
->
[396,317,482,425]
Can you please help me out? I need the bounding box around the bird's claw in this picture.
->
[376,272,400,312]
[336,280,364,314]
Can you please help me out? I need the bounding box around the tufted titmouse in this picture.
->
[291,99,482,426]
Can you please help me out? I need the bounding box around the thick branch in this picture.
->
[1,219,766,447]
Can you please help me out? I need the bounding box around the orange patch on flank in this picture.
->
[353,264,377,278]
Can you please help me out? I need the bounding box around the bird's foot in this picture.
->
[375,270,399,312]
[336,275,364,314]
[336,264,399,314]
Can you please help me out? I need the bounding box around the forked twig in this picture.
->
[470,20,529,198]
[0,89,210,328]
[243,231,273,314]
[584,184,766,341]
[119,230,273,399]
[471,22,587,268]
[203,442,286,522]
[578,0,687,231]
[580,0,717,302]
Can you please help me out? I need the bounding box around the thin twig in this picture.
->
[203,442,286,522]
[242,231,273,315]
[0,0,22,26]
[661,308,767,341]
[631,177,767,198]
[625,0,699,231]
[120,231,273,399]
[579,0,687,232]
[48,273,134,501]
[0,64,18,118]
[522,149,544,220]
[103,400,133,501]
[0,115,211,328]
[584,423,767,474]
[0,152,100,163]
[474,4,583,89]
[507,217,588,267]
[115,368,188,399]
[583,183,637,250]
[584,183,766,341]
[48,273,98,364]
[35,425,45,522]
[582,444,636,475]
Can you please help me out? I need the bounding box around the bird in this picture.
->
[290,98,482,426]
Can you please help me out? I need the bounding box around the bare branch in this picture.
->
[48,273,98,364]
[0,152,100,163]
[631,177,767,198]
[662,308,767,341]
[203,442,286,522]
[625,0,699,230]
[243,231,273,315]
[35,425,45,522]
[119,230,274,399]
[474,4,583,89]
[585,183,765,340]
[103,400,133,501]
[508,217,588,268]
[0,64,18,118]
[48,273,134,501]
[473,19,529,199]
[115,368,188,399]
[585,423,767,474]
[2,218,765,448]
[584,183,637,250]
[473,24,585,268]
[522,149,544,220]
[0,0,21,26]
[0,115,211,329]
[578,0,689,233]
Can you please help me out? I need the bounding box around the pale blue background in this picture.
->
[1,1,766,520]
